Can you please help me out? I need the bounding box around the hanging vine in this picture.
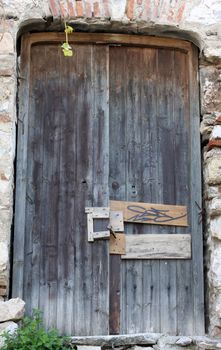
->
[61,22,74,57]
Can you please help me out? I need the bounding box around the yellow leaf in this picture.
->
[62,48,73,57]
[65,25,74,34]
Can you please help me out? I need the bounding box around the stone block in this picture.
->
[204,156,221,185]
[157,335,189,350]
[0,206,12,244]
[200,121,213,138]
[0,321,18,348]
[176,337,192,346]
[131,346,154,350]
[0,54,15,77]
[200,66,221,114]
[0,298,25,322]
[197,340,221,349]
[209,198,221,217]
[210,125,221,140]
[204,185,221,200]
[0,242,9,296]
[0,33,14,55]
[0,77,16,115]
[77,346,101,350]
[211,217,221,239]
[0,242,8,275]
[209,245,221,288]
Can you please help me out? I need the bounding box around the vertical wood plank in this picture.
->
[12,36,31,299]
[157,48,177,334]
[91,45,109,335]
[189,45,205,334]
[140,48,160,333]
[109,46,127,334]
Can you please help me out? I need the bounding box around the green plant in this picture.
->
[1,309,72,350]
[61,22,74,57]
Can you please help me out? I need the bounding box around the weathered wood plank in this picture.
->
[25,33,192,53]
[90,45,110,335]
[157,48,178,334]
[110,233,126,255]
[121,234,191,259]
[109,211,124,232]
[140,48,160,333]
[12,35,31,299]
[109,46,127,334]
[172,49,193,336]
[110,200,188,226]
[189,44,205,334]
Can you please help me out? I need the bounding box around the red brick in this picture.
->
[59,2,68,17]
[68,0,75,17]
[215,115,221,124]
[85,0,92,17]
[175,0,186,22]
[208,139,221,151]
[49,0,59,16]
[93,2,100,17]
[76,0,84,17]
[126,0,135,19]
[153,0,160,18]
[141,0,151,20]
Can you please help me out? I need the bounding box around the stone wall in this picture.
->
[0,0,221,338]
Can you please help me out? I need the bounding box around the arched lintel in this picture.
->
[16,17,203,54]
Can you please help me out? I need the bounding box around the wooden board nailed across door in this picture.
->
[13,33,204,336]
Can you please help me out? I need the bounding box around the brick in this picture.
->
[76,0,84,17]
[85,0,91,17]
[67,0,75,17]
[49,0,59,16]
[93,2,100,17]
[126,0,135,19]
[208,140,221,150]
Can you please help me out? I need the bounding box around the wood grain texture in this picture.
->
[110,200,188,226]
[121,234,191,259]
[108,45,203,335]
[13,34,204,336]
[110,233,126,255]
[14,43,109,336]
[23,33,192,53]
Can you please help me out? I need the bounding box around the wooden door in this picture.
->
[13,33,204,336]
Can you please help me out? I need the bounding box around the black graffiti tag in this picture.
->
[127,205,187,223]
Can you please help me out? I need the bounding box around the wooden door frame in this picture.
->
[13,33,203,335]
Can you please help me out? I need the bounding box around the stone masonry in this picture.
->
[0,0,221,341]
